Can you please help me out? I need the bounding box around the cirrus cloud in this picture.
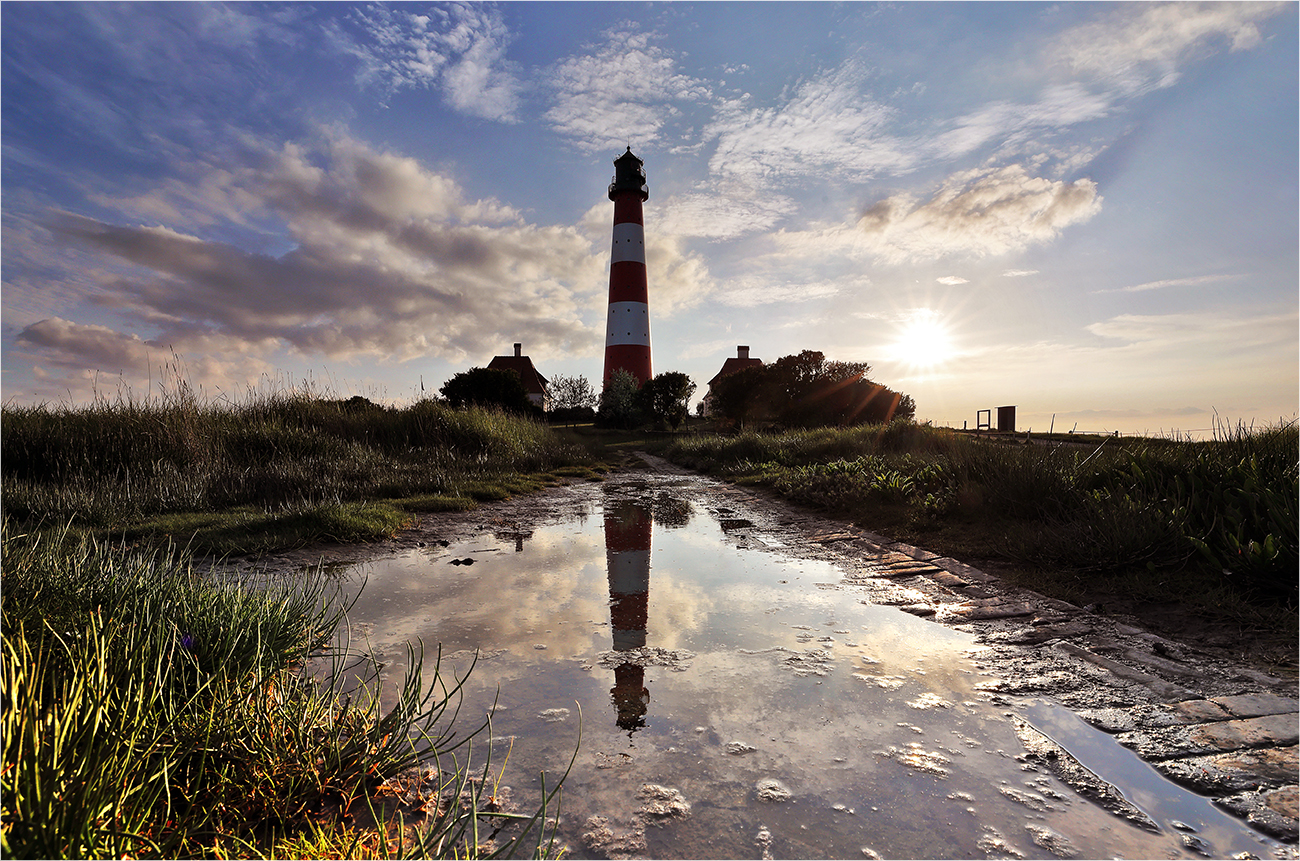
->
[1053,1,1288,97]
[704,61,908,186]
[325,3,522,121]
[544,25,712,153]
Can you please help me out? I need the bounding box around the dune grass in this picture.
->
[665,420,1298,655]
[0,524,570,859]
[2,383,595,554]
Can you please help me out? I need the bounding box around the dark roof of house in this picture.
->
[708,356,763,387]
[487,355,549,395]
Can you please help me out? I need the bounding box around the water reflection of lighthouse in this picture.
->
[604,500,652,734]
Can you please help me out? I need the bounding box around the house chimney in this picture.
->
[514,343,522,357]
[738,346,749,359]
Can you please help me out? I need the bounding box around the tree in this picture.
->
[440,367,537,415]
[763,350,872,426]
[818,378,915,425]
[638,371,696,430]
[547,374,597,424]
[708,350,916,428]
[597,368,642,429]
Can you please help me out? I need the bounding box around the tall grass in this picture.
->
[1,524,569,859]
[2,383,591,549]
[665,420,1299,609]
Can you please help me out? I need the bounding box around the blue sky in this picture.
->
[3,2,1296,435]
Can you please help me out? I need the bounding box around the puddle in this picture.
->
[315,479,1282,859]
[1021,698,1281,858]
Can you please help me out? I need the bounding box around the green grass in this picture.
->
[0,524,570,859]
[105,503,416,557]
[665,420,1299,659]
[2,386,595,554]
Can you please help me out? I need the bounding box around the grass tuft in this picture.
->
[0,523,569,859]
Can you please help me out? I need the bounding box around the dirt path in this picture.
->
[259,452,1298,848]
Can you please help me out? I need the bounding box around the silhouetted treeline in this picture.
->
[710,350,915,428]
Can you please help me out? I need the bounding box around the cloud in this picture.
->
[12,317,279,401]
[1095,273,1243,293]
[1052,2,1288,96]
[1002,269,1039,277]
[703,61,909,186]
[930,83,1113,162]
[1085,310,1296,351]
[855,164,1102,263]
[714,278,842,308]
[917,4,1287,175]
[659,187,798,240]
[327,4,522,121]
[13,122,720,403]
[17,130,628,401]
[544,25,712,153]
[16,318,152,373]
[1,4,307,162]
[936,276,968,285]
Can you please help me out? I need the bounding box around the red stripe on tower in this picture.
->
[603,147,652,387]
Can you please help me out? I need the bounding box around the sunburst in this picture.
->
[886,309,956,369]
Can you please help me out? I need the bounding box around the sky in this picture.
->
[3,1,1296,436]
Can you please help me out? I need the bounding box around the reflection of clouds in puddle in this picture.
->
[444,648,508,663]
[342,531,612,660]
[642,568,714,651]
[579,783,690,857]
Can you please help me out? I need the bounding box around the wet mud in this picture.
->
[240,452,1298,859]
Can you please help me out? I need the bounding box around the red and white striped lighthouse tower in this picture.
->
[603,147,652,387]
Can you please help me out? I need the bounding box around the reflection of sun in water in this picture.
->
[888,309,956,368]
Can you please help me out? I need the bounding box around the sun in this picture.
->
[887,309,956,368]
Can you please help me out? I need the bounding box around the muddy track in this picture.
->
[260,452,1299,848]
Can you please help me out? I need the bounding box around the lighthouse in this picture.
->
[603,147,652,387]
